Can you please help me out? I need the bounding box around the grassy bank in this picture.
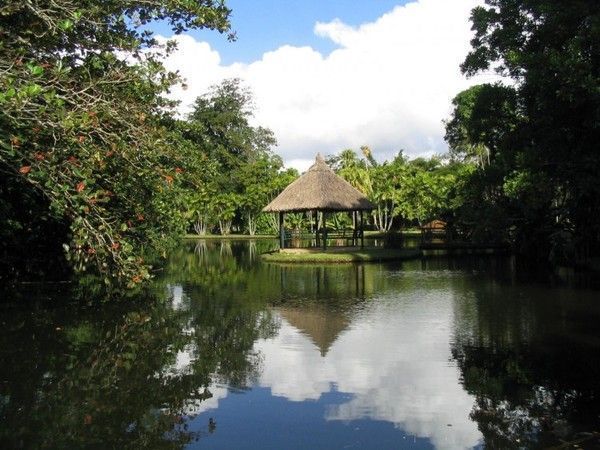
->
[260,247,422,263]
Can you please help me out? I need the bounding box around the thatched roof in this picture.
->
[263,154,374,212]
[421,219,447,230]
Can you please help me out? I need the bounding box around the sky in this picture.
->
[154,0,496,171]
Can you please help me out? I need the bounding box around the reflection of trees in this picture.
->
[1,297,197,449]
[193,239,208,267]
[272,264,371,301]
[219,241,232,258]
[451,284,600,448]
[0,282,279,449]
[248,240,257,263]
[163,240,388,305]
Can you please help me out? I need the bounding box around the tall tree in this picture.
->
[454,0,600,261]
[182,79,281,235]
[0,1,232,286]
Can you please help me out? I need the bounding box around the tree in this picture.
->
[445,84,520,168]
[0,1,232,286]
[186,78,276,175]
[182,79,281,236]
[330,148,459,232]
[459,0,600,262]
[239,155,296,236]
[445,86,531,244]
[330,148,394,232]
[335,148,373,196]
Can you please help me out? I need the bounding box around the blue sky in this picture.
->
[156,1,411,65]
[154,0,490,171]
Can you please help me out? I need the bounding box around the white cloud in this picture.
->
[158,0,495,171]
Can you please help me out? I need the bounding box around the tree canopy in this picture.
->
[178,78,296,237]
[446,0,600,262]
[0,1,232,286]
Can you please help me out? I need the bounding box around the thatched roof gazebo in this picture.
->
[263,154,374,249]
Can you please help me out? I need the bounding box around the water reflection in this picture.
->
[252,283,482,449]
[451,282,600,448]
[2,241,600,449]
[0,295,209,449]
[276,306,351,356]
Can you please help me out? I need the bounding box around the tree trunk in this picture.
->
[247,212,257,236]
[219,219,232,235]
[194,212,208,235]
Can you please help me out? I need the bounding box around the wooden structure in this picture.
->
[263,154,374,250]
[420,219,447,243]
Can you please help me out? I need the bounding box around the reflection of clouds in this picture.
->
[254,291,482,450]
[172,344,195,373]
[167,344,229,415]
[257,323,335,401]
[167,284,187,310]
[183,385,229,416]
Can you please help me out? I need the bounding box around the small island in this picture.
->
[261,247,422,263]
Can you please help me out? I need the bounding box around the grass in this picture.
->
[260,247,422,263]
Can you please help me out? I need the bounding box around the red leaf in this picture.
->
[76,182,85,193]
[19,166,31,174]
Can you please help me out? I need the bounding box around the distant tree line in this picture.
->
[298,147,465,234]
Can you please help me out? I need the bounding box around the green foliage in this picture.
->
[330,148,464,232]
[447,0,600,262]
[180,79,297,237]
[0,0,232,286]
[444,83,520,168]
[285,213,309,231]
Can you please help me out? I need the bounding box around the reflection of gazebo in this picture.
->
[263,154,374,249]
[277,306,350,357]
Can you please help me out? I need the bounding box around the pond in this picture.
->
[1,239,600,449]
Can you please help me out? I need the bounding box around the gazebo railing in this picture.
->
[283,227,364,249]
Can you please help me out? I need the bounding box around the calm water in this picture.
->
[1,240,600,449]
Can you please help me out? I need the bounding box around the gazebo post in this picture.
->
[352,211,357,246]
[279,212,285,249]
[322,211,327,250]
[360,210,364,249]
[314,209,319,248]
